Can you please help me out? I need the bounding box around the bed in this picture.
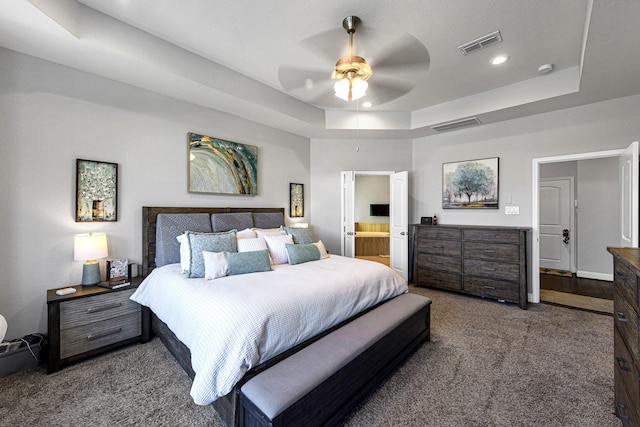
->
[134,207,425,426]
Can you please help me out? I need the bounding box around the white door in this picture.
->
[341,171,355,257]
[620,141,639,247]
[539,177,574,272]
[389,171,409,280]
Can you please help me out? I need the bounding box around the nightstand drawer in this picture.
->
[60,312,141,359]
[60,288,138,330]
[615,290,639,362]
[615,261,639,315]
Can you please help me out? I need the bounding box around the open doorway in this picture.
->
[354,174,390,266]
[531,142,637,308]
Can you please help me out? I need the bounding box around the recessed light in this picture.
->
[491,55,509,65]
[361,101,372,108]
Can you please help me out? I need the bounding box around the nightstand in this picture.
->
[47,276,149,373]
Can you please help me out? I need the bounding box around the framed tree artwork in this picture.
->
[290,183,304,217]
[442,157,499,209]
[76,159,118,221]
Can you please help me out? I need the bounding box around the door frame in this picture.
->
[539,176,576,273]
[531,148,625,303]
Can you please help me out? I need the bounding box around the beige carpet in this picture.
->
[0,287,618,427]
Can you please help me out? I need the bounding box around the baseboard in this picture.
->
[576,270,613,282]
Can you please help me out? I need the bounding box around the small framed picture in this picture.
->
[421,217,433,225]
[76,159,118,221]
[290,183,304,218]
[107,258,128,280]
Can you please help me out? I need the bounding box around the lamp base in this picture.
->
[81,261,101,286]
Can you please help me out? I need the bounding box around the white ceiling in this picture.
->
[1,0,639,138]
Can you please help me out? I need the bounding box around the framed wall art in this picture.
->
[188,132,258,195]
[290,183,304,217]
[442,157,499,209]
[76,159,118,222]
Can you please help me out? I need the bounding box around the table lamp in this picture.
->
[74,232,108,285]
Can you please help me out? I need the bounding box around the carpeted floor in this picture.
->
[0,287,618,427]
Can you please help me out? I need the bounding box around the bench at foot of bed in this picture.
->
[238,293,431,427]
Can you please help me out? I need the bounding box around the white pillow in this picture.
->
[237,228,257,239]
[203,251,227,280]
[314,240,330,259]
[254,226,285,238]
[263,234,294,265]
[176,233,190,274]
[237,237,268,252]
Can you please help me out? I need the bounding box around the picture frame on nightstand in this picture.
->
[106,258,128,280]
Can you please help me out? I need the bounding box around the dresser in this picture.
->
[608,247,640,426]
[47,277,148,373]
[413,225,529,309]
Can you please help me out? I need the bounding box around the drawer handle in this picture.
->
[483,250,496,253]
[616,356,631,371]
[616,312,629,323]
[87,302,123,313]
[87,327,122,341]
[615,271,627,280]
[483,285,496,290]
[483,267,496,272]
[432,260,443,264]
[615,404,629,421]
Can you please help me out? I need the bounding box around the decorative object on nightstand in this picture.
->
[106,258,128,280]
[74,232,108,286]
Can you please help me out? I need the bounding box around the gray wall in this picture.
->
[576,157,619,279]
[309,139,412,255]
[0,49,311,339]
[355,175,390,224]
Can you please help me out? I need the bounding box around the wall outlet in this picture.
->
[505,206,520,215]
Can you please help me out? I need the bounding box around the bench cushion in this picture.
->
[240,293,431,419]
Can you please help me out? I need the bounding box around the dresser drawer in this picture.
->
[464,259,520,282]
[463,228,520,244]
[418,254,462,273]
[417,239,461,257]
[464,242,519,263]
[463,276,519,302]
[60,288,139,330]
[417,226,461,241]
[416,268,462,291]
[615,290,640,362]
[615,261,639,315]
[60,312,142,359]
[615,375,640,426]
[614,329,640,414]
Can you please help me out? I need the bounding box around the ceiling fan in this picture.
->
[278,15,430,109]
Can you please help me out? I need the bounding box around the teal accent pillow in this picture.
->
[285,243,321,265]
[187,230,237,278]
[284,227,315,244]
[226,249,272,276]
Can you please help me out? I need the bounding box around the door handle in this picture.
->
[562,229,570,244]
[400,231,406,236]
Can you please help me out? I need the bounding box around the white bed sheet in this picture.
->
[130,255,407,405]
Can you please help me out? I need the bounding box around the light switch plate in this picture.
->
[505,206,520,215]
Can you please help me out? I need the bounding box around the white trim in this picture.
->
[531,148,623,304]
[576,270,614,282]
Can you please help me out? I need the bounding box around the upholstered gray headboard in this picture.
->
[142,207,285,276]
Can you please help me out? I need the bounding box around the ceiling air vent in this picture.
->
[431,117,481,132]
[458,31,502,55]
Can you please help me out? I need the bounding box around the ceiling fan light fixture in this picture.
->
[334,75,368,101]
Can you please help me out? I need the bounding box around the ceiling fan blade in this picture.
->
[370,34,430,74]
[364,78,417,105]
[298,29,347,65]
[278,66,333,99]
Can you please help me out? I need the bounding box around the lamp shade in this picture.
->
[334,76,368,101]
[74,233,108,261]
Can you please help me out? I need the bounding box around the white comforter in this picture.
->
[130,255,407,405]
